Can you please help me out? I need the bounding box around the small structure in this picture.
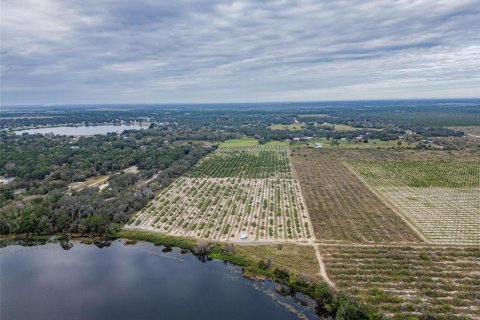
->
[422,140,434,144]
[313,143,323,149]
[240,233,248,240]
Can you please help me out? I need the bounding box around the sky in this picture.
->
[1,0,480,105]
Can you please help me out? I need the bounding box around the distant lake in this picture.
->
[15,125,146,136]
[0,241,319,320]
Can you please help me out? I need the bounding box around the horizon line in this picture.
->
[2,97,480,108]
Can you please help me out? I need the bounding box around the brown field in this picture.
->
[290,149,423,243]
[320,244,480,319]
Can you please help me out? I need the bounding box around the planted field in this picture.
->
[291,149,422,243]
[350,161,480,188]
[127,146,313,241]
[187,146,291,178]
[320,245,480,319]
[349,161,480,244]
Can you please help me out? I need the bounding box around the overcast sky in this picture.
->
[1,0,480,105]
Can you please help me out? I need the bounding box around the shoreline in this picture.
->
[0,230,382,319]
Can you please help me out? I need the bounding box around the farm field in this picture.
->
[127,146,313,241]
[290,149,422,243]
[348,161,480,244]
[320,245,480,319]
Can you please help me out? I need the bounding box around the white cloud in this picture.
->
[1,0,479,104]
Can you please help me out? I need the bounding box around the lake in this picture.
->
[15,124,146,136]
[0,241,319,320]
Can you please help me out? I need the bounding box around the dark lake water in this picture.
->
[15,125,146,136]
[0,241,319,320]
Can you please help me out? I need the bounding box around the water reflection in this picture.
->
[0,240,319,320]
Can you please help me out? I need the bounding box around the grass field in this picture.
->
[219,137,259,147]
[291,149,422,243]
[334,124,357,132]
[236,244,320,281]
[349,161,480,244]
[268,123,305,131]
[321,245,480,319]
[128,146,313,241]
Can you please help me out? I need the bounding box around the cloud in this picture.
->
[1,0,479,104]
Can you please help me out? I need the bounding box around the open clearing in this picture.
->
[68,175,110,191]
[294,138,416,149]
[334,124,357,132]
[236,244,321,281]
[128,146,313,241]
[268,123,305,131]
[290,149,422,243]
[348,161,480,245]
[320,245,480,319]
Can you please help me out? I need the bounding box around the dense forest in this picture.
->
[0,130,213,235]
